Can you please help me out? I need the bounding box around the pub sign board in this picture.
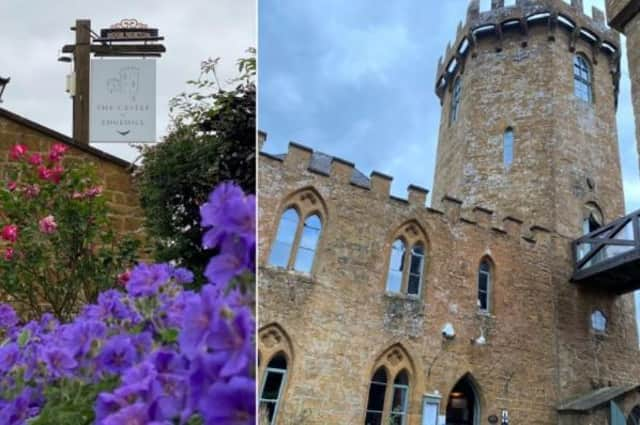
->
[90,59,156,143]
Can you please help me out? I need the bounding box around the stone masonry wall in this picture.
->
[259,143,640,425]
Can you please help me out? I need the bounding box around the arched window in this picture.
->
[390,370,410,424]
[450,77,462,124]
[385,222,428,297]
[260,354,288,424]
[386,239,406,293]
[591,310,607,333]
[408,244,425,296]
[268,208,299,268]
[294,214,322,273]
[503,128,514,168]
[574,55,592,103]
[477,260,492,313]
[365,368,388,425]
[268,188,327,274]
[365,345,414,425]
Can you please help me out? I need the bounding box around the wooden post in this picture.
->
[73,19,91,145]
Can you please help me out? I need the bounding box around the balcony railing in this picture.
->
[572,210,640,294]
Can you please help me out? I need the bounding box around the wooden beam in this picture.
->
[73,19,91,145]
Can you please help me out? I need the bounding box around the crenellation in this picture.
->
[370,171,392,196]
[592,6,605,24]
[441,194,463,223]
[503,215,525,236]
[330,157,355,184]
[472,205,494,228]
[570,0,583,11]
[468,0,481,19]
[285,141,313,170]
[492,0,505,10]
[407,184,429,206]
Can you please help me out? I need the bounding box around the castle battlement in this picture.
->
[435,0,620,100]
[260,141,554,246]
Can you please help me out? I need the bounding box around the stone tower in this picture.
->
[431,0,623,236]
[606,0,640,172]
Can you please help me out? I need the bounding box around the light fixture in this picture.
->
[0,77,10,103]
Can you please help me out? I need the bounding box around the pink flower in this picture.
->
[49,165,64,184]
[49,143,69,162]
[38,215,57,234]
[72,191,84,199]
[117,270,131,286]
[38,166,51,181]
[4,247,14,261]
[1,225,18,243]
[6,181,16,192]
[9,144,27,161]
[27,153,42,166]
[25,184,40,198]
[85,186,103,198]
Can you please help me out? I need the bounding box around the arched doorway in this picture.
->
[446,375,480,425]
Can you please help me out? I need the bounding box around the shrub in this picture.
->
[0,143,138,321]
[135,51,256,286]
[0,182,255,424]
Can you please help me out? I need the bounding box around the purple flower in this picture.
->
[200,182,245,229]
[97,335,136,374]
[199,376,255,425]
[0,304,18,330]
[102,402,150,425]
[207,306,254,377]
[41,347,77,378]
[179,285,220,356]
[223,194,256,246]
[0,343,19,374]
[204,237,250,287]
[173,267,194,284]
[126,263,172,297]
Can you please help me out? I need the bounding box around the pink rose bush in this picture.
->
[0,143,138,320]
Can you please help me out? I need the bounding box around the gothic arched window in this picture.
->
[450,77,462,125]
[259,354,288,424]
[268,208,300,268]
[574,55,593,103]
[385,222,428,297]
[365,345,414,425]
[478,259,492,313]
[268,188,326,274]
[503,128,514,168]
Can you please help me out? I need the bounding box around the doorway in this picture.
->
[446,375,480,425]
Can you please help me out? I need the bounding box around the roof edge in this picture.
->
[0,108,134,169]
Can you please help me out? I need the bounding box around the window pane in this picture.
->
[294,215,322,273]
[408,245,424,295]
[387,240,405,293]
[260,400,277,423]
[478,272,488,292]
[269,209,299,267]
[366,382,387,412]
[503,129,514,167]
[478,262,490,311]
[391,385,408,415]
[365,412,383,425]
[261,370,285,401]
[574,55,592,102]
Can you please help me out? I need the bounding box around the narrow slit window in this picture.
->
[269,208,300,268]
[591,310,607,333]
[574,55,592,103]
[294,214,322,273]
[407,244,425,296]
[478,260,491,312]
[386,240,406,293]
[365,368,388,425]
[390,371,410,425]
[450,77,462,125]
[503,128,514,168]
[260,355,288,425]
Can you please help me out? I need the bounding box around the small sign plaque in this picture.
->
[90,59,156,143]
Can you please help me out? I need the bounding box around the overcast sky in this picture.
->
[0,0,255,163]
[259,0,640,214]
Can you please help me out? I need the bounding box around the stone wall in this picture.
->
[0,108,144,236]
[258,143,640,425]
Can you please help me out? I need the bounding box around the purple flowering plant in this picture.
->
[0,182,255,425]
